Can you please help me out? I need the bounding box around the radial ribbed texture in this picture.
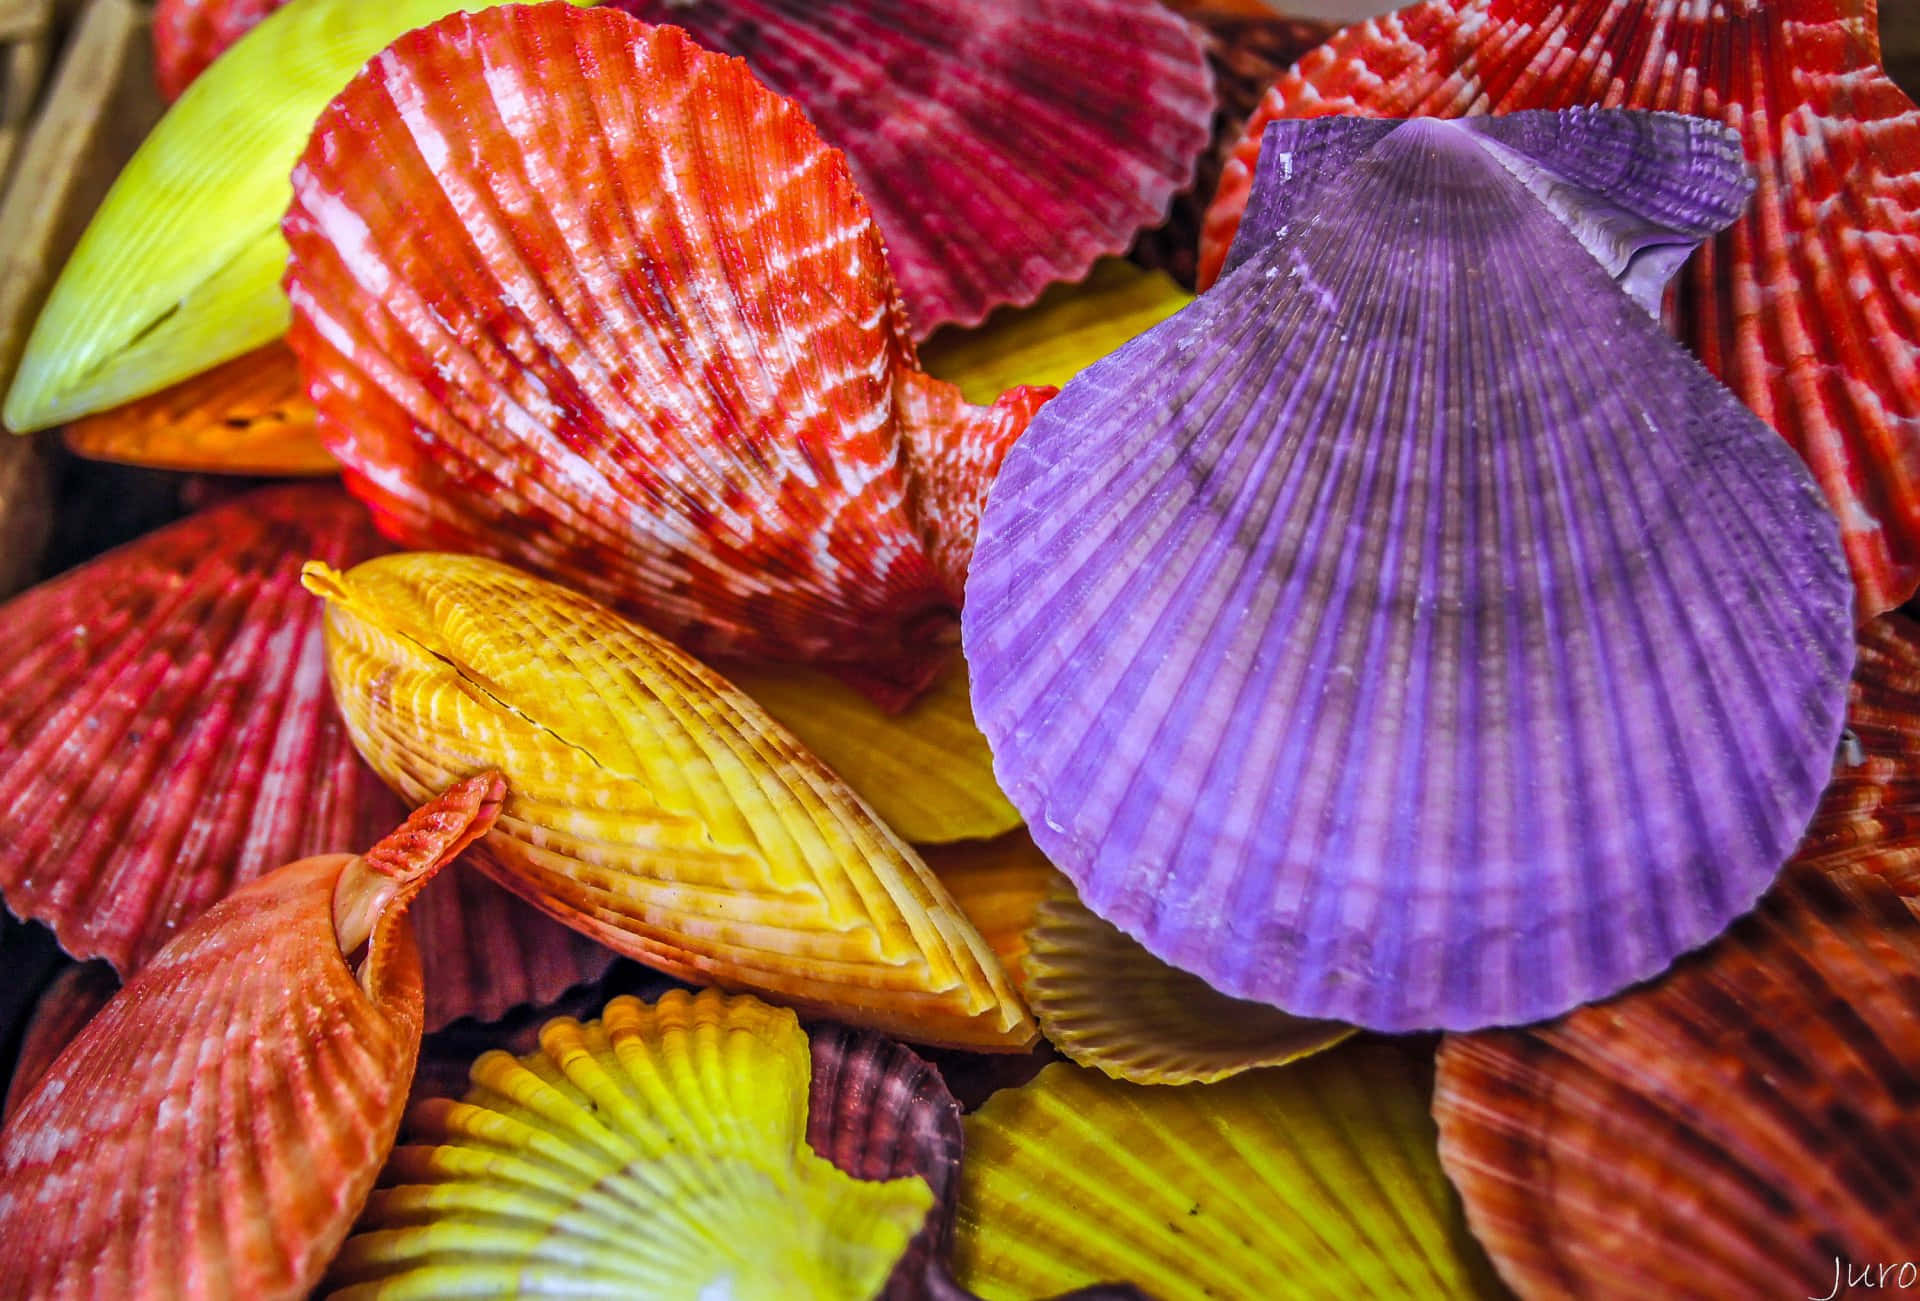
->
[0,775,502,1301]
[153,0,291,98]
[609,0,1213,335]
[921,831,1067,988]
[408,864,616,1030]
[283,6,1050,709]
[1202,0,1920,617]
[1435,867,1920,1300]
[0,962,117,1121]
[1794,611,1920,898]
[921,261,1191,407]
[726,659,1019,844]
[0,485,389,972]
[306,552,1036,1050]
[1129,5,1335,289]
[1025,880,1353,1085]
[954,1046,1502,1299]
[966,111,1855,1031]
[0,485,603,1027]
[62,343,331,475]
[808,1025,963,1301]
[327,989,934,1299]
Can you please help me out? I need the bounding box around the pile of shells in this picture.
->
[2,1,1918,1297]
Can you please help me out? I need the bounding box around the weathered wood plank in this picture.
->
[0,0,158,399]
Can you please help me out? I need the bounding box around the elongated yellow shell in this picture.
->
[328,988,934,1299]
[920,260,1191,405]
[954,1049,1503,1299]
[304,552,1036,1050]
[1,0,547,430]
[726,659,1019,844]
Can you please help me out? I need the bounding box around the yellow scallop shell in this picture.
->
[954,1047,1503,1299]
[328,988,934,1299]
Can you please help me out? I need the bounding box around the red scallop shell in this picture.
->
[0,962,117,1122]
[1199,0,1920,617]
[609,0,1215,335]
[283,6,1054,708]
[152,0,288,98]
[0,775,502,1300]
[0,484,608,1025]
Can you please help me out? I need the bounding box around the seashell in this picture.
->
[327,988,935,1299]
[1793,611,1920,899]
[726,658,1019,845]
[0,0,489,431]
[1025,878,1353,1085]
[305,551,1037,1050]
[1200,0,1920,617]
[61,343,333,475]
[964,110,1856,1031]
[1127,5,1335,289]
[920,831,1067,988]
[0,483,607,1027]
[607,0,1214,336]
[1434,867,1920,1300]
[0,431,52,598]
[953,1044,1503,1299]
[0,962,117,1122]
[0,484,391,971]
[153,0,290,99]
[409,863,617,1030]
[807,1023,964,1301]
[282,5,1053,708]
[0,774,505,1300]
[920,261,1191,407]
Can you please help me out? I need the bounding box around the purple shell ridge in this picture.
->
[964,111,1855,1032]
[1227,110,1756,313]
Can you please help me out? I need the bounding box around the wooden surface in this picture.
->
[0,0,158,398]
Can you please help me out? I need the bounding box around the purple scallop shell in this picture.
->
[964,110,1856,1032]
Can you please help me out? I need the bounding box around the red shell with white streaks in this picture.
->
[0,775,502,1301]
[609,0,1216,335]
[152,0,289,98]
[283,6,1052,708]
[0,484,606,1026]
[1200,0,1920,616]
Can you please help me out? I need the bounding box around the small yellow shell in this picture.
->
[1024,878,1353,1085]
[304,552,1036,1050]
[328,989,934,1299]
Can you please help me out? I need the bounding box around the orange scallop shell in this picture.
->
[1796,610,1920,898]
[1435,866,1920,1299]
[282,5,1053,709]
[0,774,503,1300]
[1200,0,1920,617]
